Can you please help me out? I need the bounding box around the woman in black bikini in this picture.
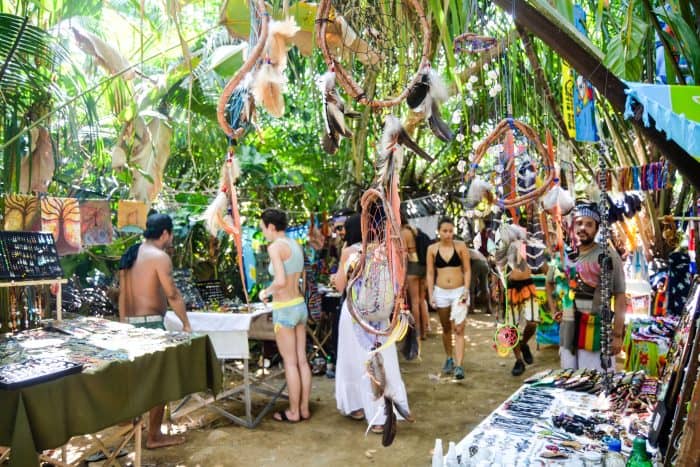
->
[426,218,471,380]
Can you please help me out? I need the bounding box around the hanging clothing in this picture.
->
[667,250,691,316]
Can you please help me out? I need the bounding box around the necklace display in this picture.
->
[598,156,614,392]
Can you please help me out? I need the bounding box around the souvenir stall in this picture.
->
[0,215,222,465]
[0,317,221,467]
[435,279,700,466]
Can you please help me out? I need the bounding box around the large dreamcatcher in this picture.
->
[344,116,418,446]
[315,0,431,108]
[208,0,302,305]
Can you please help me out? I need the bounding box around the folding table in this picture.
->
[164,307,287,428]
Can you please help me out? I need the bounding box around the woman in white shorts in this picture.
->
[426,218,471,380]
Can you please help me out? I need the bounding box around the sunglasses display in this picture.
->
[0,231,63,280]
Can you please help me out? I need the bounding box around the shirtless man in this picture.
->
[118,213,191,449]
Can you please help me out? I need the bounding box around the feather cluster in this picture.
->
[251,17,299,118]
[406,69,453,142]
[252,64,287,118]
[376,116,433,184]
[541,185,574,215]
[466,177,494,207]
[317,70,360,154]
[202,158,241,236]
[495,223,545,272]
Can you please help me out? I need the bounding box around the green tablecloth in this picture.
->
[0,334,222,467]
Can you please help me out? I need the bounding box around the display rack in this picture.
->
[0,232,67,328]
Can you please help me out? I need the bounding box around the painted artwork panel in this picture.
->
[117,200,148,230]
[80,200,113,246]
[3,194,41,231]
[41,197,81,256]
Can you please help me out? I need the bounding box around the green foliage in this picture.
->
[603,0,648,80]
[654,3,700,84]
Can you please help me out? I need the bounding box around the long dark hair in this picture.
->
[344,214,362,246]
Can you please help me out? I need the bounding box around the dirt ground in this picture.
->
[95,312,561,467]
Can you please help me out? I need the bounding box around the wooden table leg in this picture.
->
[134,417,142,467]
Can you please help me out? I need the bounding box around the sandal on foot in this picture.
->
[273,410,300,423]
[370,424,384,434]
[349,409,365,421]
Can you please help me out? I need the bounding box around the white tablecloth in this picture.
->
[164,308,271,359]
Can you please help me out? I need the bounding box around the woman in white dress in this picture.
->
[331,214,411,434]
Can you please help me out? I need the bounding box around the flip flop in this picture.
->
[273,410,300,423]
[301,413,312,421]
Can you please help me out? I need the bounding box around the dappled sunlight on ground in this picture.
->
[53,312,561,466]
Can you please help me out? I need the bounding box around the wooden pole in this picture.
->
[676,373,700,465]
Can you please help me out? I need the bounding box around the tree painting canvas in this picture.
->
[80,200,112,246]
[3,195,41,231]
[41,197,81,256]
[117,200,148,230]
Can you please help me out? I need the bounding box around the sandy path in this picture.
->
[135,312,560,466]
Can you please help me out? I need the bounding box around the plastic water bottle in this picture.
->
[605,439,626,467]
[431,439,443,467]
[445,441,459,467]
[626,437,653,467]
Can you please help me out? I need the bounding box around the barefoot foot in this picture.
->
[145,434,186,449]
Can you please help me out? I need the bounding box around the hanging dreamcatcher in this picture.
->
[453,32,498,55]
[208,0,300,304]
[453,0,498,56]
[315,0,431,108]
[466,119,556,213]
[344,116,421,446]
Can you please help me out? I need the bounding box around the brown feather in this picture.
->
[252,64,286,118]
[267,18,300,72]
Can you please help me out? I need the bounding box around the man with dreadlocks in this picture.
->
[548,202,626,370]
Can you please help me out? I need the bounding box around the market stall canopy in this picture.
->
[624,83,700,161]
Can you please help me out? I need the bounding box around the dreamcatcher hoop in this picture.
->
[345,187,407,336]
[314,0,431,108]
[453,32,498,55]
[494,324,521,350]
[216,0,269,138]
[469,118,555,209]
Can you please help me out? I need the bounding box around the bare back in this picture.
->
[121,243,171,317]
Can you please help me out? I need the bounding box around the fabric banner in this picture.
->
[624,82,700,159]
[560,6,598,142]
[561,62,577,138]
[3,194,41,232]
[79,200,113,246]
[117,200,148,230]
[242,226,258,293]
[41,197,81,256]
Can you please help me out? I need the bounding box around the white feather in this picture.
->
[428,69,449,102]
[466,178,493,206]
[267,17,300,72]
[202,191,229,236]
